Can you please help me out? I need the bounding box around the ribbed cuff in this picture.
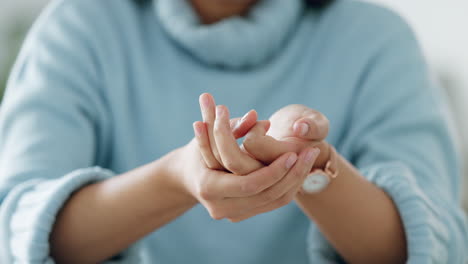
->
[306,162,449,263]
[364,162,449,263]
[0,166,141,263]
[306,223,345,264]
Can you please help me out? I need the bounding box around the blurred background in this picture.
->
[0,0,467,213]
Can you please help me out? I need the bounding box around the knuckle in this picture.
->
[224,160,242,174]
[242,136,257,151]
[199,187,213,201]
[261,190,278,203]
[240,180,259,195]
[198,178,215,200]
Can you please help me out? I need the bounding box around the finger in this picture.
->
[243,124,297,164]
[230,110,258,139]
[214,105,263,175]
[235,119,271,146]
[223,147,320,219]
[204,152,298,199]
[227,168,307,222]
[228,187,297,222]
[292,112,329,141]
[199,93,222,163]
[193,121,223,169]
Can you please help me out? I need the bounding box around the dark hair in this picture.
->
[132,0,334,9]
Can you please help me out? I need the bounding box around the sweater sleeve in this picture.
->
[306,5,468,264]
[0,1,141,263]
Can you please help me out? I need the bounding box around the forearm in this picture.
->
[295,154,407,263]
[50,150,197,264]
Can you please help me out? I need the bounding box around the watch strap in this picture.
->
[323,144,339,178]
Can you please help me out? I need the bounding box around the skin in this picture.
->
[189,0,259,24]
[194,94,407,263]
[50,115,315,263]
[50,2,407,263]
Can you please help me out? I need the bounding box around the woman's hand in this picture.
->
[241,104,331,169]
[196,93,311,175]
[196,93,331,172]
[168,135,319,222]
[190,94,320,221]
[197,93,267,175]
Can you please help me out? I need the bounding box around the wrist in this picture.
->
[152,147,199,208]
[313,141,331,170]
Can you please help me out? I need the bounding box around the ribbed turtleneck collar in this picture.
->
[155,0,304,69]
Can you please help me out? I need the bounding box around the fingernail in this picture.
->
[216,106,224,117]
[193,123,202,137]
[201,95,211,109]
[234,111,250,130]
[233,120,242,131]
[286,154,298,169]
[305,148,320,163]
[241,111,250,122]
[294,122,309,137]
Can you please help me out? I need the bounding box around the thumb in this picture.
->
[292,115,329,141]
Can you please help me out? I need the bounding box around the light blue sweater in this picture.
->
[0,0,467,263]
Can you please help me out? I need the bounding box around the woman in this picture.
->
[0,0,466,263]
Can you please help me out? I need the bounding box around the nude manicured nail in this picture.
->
[294,122,309,136]
[286,154,298,169]
[305,148,320,163]
[234,111,250,130]
[201,94,211,109]
[216,106,224,117]
[233,120,242,131]
[240,111,250,122]
[193,123,202,137]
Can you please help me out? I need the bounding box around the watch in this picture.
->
[301,144,339,194]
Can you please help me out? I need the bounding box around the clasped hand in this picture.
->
[174,93,331,222]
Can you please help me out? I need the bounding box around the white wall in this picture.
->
[368,0,468,68]
[368,0,468,211]
[0,0,49,76]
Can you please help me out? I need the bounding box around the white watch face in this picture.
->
[302,172,330,193]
